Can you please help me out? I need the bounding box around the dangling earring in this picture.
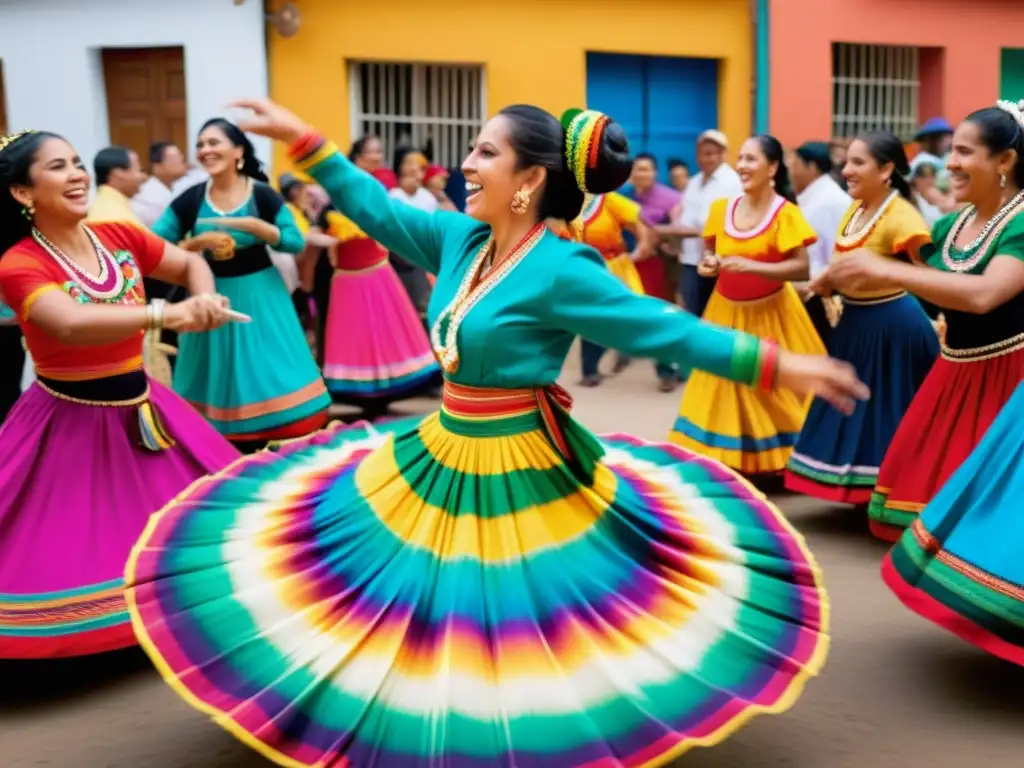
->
[885,176,892,188]
[511,188,530,215]
[1000,173,1008,189]
[770,178,776,188]
[21,202,34,221]
[236,157,244,171]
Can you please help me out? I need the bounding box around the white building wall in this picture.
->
[0,0,271,170]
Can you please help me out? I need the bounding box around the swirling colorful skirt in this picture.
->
[175,266,331,444]
[670,284,825,474]
[0,373,238,659]
[867,337,1024,541]
[126,381,829,767]
[884,379,1024,666]
[323,259,440,400]
[785,293,939,504]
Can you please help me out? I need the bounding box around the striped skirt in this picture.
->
[125,380,828,767]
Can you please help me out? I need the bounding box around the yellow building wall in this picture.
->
[268,0,752,174]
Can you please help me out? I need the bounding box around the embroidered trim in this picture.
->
[723,195,786,241]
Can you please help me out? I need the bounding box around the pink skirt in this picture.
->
[0,379,240,658]
[322,263,439,399]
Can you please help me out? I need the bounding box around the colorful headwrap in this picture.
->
[561,109,610,194]
[0,130,36,155]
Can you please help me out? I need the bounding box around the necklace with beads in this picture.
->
[835,190,898,251]
[32,226,126,301]
[941,190,1024,273]
[430,222,547,374]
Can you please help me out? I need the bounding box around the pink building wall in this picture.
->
[769,0,1024,145]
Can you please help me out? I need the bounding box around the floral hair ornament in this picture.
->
[561,108,610,194]
[995,99,1024,130]
[0,129,37,155]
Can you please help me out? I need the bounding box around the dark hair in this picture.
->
[198,118,268,183]
[964,106,1024,190]
[795,141,833,176]
[94,146,132,186]
[634,152,658,169]
[0,131,63,256]
[497,104,633,222]
[855,130,913,203]
[149,141,176,167]
[348,135,380,163]
[668,158,690,172]
[752,135,796,203]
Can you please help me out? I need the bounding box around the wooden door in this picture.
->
[102,47,187,168]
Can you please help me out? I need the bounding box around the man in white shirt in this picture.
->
[656,130,742,318]
[788,141,853,342]
[132,142,189,228]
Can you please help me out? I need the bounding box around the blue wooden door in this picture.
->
[586,52,719,183]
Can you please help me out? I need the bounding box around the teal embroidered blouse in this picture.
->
[293,138,768,388]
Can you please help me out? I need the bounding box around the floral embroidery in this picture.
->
[60,250,144,306]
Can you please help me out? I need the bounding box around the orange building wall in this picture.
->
[769,0,1024,145]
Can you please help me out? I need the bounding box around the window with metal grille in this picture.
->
[832,43,920,140]
[348,61,486,170]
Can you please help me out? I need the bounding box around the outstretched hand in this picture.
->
[776,351,869,415]
[226,99,309,144]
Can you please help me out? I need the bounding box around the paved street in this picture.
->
[3,357,1023,767]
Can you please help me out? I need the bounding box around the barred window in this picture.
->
[832,43,920,140]
[348,61,486,169]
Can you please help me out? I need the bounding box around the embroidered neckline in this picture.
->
[33,225,126,301]
[204,177,254,217]
[430,223,547,374]
[723,194,786,240]
[580,195,603,226]
[835,191,898,252]
[940,196,1024,273]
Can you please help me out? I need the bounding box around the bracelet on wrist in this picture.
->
[148,299,166,332]
[756,341,780,392]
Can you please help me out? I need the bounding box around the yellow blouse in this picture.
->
[833,195,930,299]
[704,195,817,301]
[574,193,640,258]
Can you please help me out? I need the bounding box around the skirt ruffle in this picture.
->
[0,380,239,659]
[867,345,1024,541]
[323,264,440,400]
[883,380,1024,666]
[670,284,825,474]
[126,405,828,767]
[785,295,939,504]
[174,267,331,442]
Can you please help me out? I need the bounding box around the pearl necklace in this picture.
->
[835,191,898,251]
[32,226,126,301]
[430,223,546,374]
[941,190,1024,273]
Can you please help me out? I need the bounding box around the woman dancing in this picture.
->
[785,132,939,504]
[152,118,330,451]
[571,190,654,386]
[0,129,239,658]
[822,104,1024,542]
[124,99,866,767]
[669,135,825,474]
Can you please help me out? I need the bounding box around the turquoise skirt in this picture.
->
[173,266,330,441]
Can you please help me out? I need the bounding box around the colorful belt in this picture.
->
[840,290,907,306]
[440,381,600,478]
[36,371,175,452]
[940,332,1024,363]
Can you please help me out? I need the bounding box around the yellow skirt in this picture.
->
[669,283,825,474]
[605,253,645,294]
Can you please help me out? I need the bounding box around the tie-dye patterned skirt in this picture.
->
[125,381,829,767]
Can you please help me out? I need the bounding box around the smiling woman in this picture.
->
[122,99,870,768]
[0,128,240,659]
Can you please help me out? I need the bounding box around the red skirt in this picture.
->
[868,342,1024,541]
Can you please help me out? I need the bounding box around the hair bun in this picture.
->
[560,108,633,195]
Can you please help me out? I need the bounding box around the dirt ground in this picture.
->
[3,358,1022,767]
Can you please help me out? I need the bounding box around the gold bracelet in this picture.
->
[150,299,166,331]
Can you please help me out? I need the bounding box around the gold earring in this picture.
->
[511,189,530,215]
[770,178,776,188]
[885,176,892,187]
[236,157,244,171]
[1001,173,1008,189]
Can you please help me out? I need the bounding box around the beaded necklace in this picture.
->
[835,191,898,251]
[941,191,1024,273]
[32,226,125,301]
[430,222,546,374]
